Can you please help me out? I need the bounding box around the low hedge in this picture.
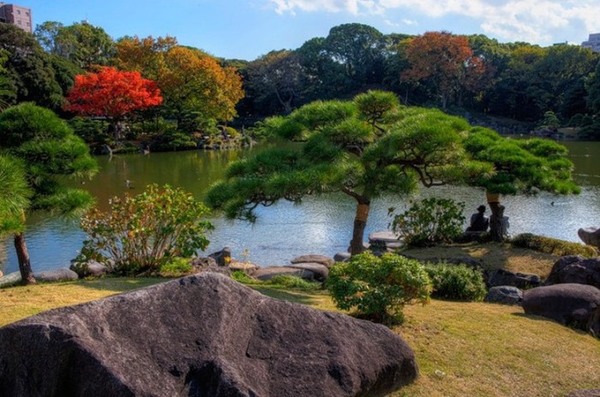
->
[511,233,597,257]
[424,263,487,302]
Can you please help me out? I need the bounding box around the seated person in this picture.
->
[466,205,489,232]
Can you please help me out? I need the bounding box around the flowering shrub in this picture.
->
[80,184,213,275]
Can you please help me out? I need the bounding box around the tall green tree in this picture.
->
[0,155,30,236]
[402,31,486,109]
[206,91,490,255]
[35,21,115,70]
[324,23,386,89]
[0,23,65,110]
[464,127,579,240]
[246,50,306,115]
[0,103,97,284]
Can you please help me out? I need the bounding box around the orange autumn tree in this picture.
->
[402,31,486,109]
[115,36,244,130]
[65,66,163,139]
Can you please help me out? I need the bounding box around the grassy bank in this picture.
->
[1,274,598,397]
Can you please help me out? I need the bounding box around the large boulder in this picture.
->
[287,262,329,281]
[545,256,600,289]
[522,283,600,336]
[253,266,315,281]
[70,260,109,278]
[484,286,523,305]
[0,271,21,288]
[578,227,600,248]
[290,254,335,268]
[0,273,418,397]
[487,268,541,289]
[35,268,79,282]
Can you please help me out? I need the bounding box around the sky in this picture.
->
[18,0,600,60]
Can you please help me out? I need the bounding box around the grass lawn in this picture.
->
[1,244,598,397]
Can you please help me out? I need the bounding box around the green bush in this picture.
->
[425,263,487,301]
[159,257,193,277]
[390,197,466,247]
[80,184,213,275]
[68,117,110,144]
[327,252,431,324]
[511,233,597,257]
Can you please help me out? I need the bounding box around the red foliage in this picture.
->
[65,67,163,119]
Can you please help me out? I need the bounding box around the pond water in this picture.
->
[1,140,600,273]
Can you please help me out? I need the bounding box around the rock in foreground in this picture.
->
[0,273,418,397]
[522,283,600,336]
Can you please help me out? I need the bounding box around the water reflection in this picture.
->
[2,141,600,273]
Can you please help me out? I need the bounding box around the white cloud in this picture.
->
[265,0,600,44]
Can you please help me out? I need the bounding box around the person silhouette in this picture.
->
[467,205,489,232]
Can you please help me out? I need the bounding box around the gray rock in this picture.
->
[87,261,108,277]
[229,261,259,274]
[369,231,403,252]
[488,268,541,289]
[578,227,600,248]
[0,273,418,397]
[484,286,523,305]
[208,247,232,267]
[545,256,600,289]
[0,271,21,288]
[191,256,218,269]
[334,252,351,262]
[253,266,314,281]
[290,254,335,268]
[34,268,79,282]
[522,283,600,335]
[70,260,108,278]
[568,390,600,397]
[288,262,329,281]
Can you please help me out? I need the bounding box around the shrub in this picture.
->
[425,263,487,301]
[80,184,213,275]
[511,233,597,257]
[390,197,466,247]
[327,252,431,324]
[159,257,193,277]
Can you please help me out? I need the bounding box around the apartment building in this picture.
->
[582,33,600,52]
[0,2,32,33]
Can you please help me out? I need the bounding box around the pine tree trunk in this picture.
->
[349,201,370,255]
[14,232,36,285]
[488,201,503,242]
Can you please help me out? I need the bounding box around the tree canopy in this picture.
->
[207,91,579,251]
[207,91,491,254]
[115,36,244,130]
[0,103,97,283]
[65,66,163,123]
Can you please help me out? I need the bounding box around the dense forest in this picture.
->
[2,20,600,146]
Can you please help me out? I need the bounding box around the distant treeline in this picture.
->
[2,20,600,139]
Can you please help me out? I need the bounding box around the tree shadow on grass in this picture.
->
[75,276,165,293]
[251,286,326,306]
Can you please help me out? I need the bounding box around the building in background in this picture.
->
[582,33,600,52]
[0,2,32,33]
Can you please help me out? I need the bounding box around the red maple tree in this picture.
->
[402,31,486,109]
[65,66,163,124]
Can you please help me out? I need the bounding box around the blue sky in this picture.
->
[21,0,600,60]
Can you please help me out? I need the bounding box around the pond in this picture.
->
[1,140,600,274]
